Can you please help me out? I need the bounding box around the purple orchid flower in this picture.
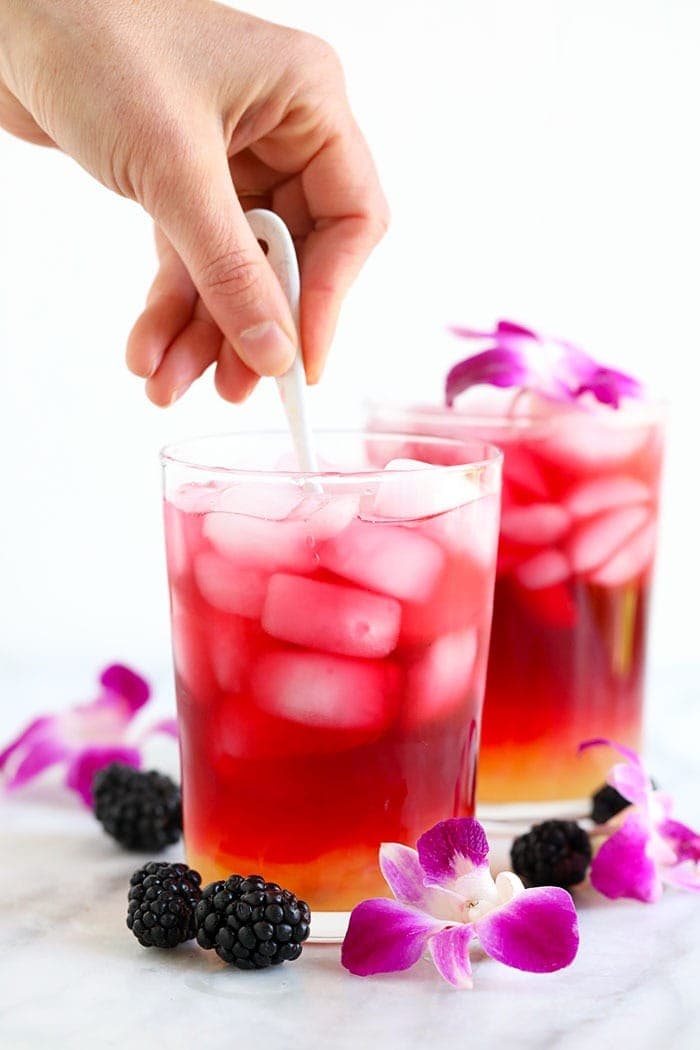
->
[341,817,579,989]
[0,664,178,807]
[580,739,700,902]
[445,319,644,409]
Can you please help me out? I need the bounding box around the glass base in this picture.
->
[308,911,350,943]
[478,797,590,827]
[477,798,590,873]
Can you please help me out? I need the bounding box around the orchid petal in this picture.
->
[446,348,533,406]
[658,818,700,863]
[606,761,650,807]
[417,818,489,888]
[579,738,651,804]
[379,843,465,921]
[144,718,179,740]
[341,899,446,976]
[647,832,678,868]
[474,886,579,972]
[578,737,643,767]
[496,319,539,339]
[4,735,69,790]
[100,664,150,714]
[446,321,643,409]
[65,746,142,807]
[0,664,174,805]
[661,862,700,891]
[651,792,675,820]
[577,367,644,409]
[379,843,424,902]
[448,325,498,340]
[448,320,538,342]
[590,812,662,902]
[59,666,157,748]
[428,924,475,989]
[0,716,54,770]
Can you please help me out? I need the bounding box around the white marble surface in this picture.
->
[1,664,699,1050]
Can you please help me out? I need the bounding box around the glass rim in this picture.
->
[160,428,503,481]
[367,396,668,431]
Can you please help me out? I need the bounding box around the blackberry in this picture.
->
[591,783,631,825]
[591,776,657,825]
[93,762,182,851]
[127,861,202,948]
[511,820,592,889]
[195,874,311,970]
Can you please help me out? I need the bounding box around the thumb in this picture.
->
[153,150,298,378]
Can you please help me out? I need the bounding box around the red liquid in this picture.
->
[369,403,664,803]
[479,415,662,801]
[165,481,498,909]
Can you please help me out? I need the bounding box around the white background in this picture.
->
[1,1,698,710]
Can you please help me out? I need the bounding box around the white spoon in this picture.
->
[245,209,319,475]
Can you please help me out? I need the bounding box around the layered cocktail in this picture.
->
[161,432,501,926]
[370,398,663,809]
[368,322,663,815]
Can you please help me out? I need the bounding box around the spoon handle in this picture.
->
[245,208,319,473]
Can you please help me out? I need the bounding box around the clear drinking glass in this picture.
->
[367,400,664,823]
[161,431,502,939]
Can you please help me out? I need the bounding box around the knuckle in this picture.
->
[370,203,391,242]
[294,31,343,76]
[200,249,264,308]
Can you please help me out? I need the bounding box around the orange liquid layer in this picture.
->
[478,578,649,803]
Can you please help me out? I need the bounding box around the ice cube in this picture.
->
[500,503,571,546]
[251,650,400,732]
[536,414,651,472]
[399,552,491,645]
[164,501,189,582]
[514,580,578,630]
[367,458,482,521]
[497,537,534,577]
[421,492,500,568]
[163,498,208,583]
[589,520,657,587]
[207,614,266,693]
[563,475,651,519]
[194,550,268,618]
[385,458,431,470]
[401,629,478,730]
[262,574,401,658]
[170,599,218,703]
[169,482,225,514]
[293,493,360,540]
[203,512,318,574]
[217,694,385,760]
[502,447,551,500]
[319,520,444,602]
[566,505,651,574]
[514,548,570,589]
[213,480,303,520]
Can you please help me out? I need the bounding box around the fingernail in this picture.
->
[239,322,296,376]
[169,382,190,405]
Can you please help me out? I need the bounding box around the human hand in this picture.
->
[0,0,388,403]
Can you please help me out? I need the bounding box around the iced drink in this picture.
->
[368,398,663,811]
[161,433,501,922]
